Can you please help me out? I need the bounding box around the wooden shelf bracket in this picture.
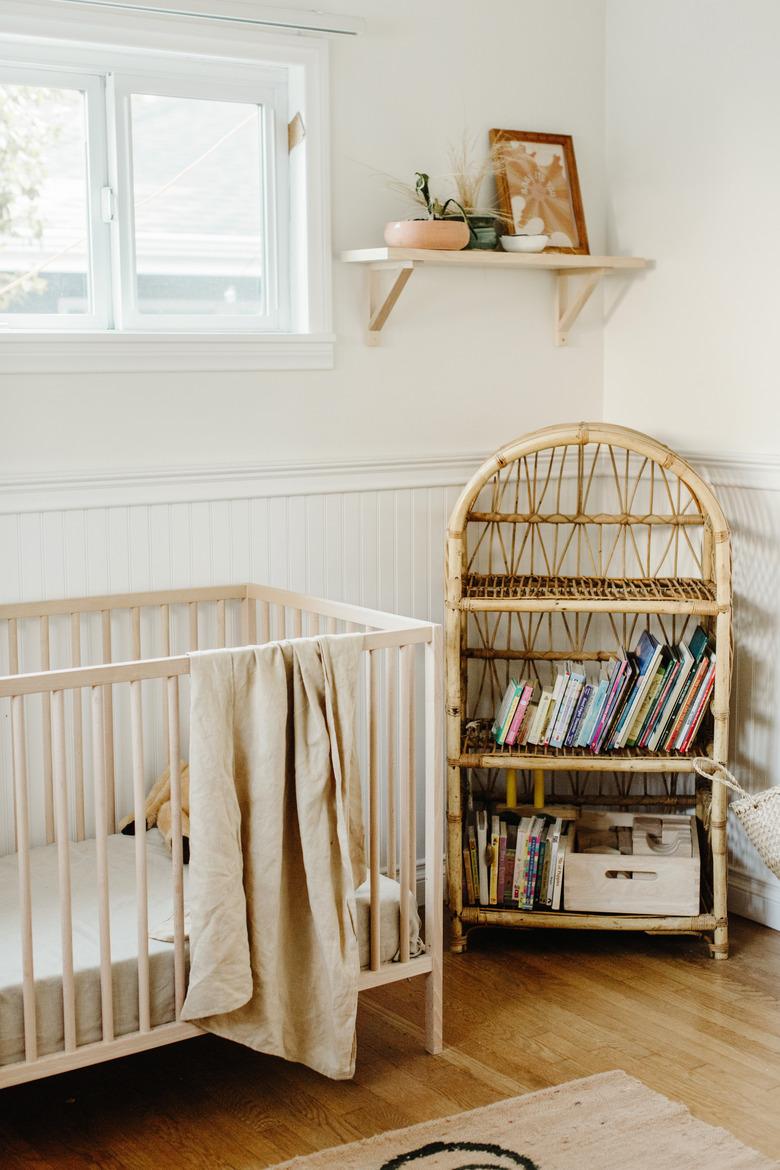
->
[554,267,607,346]
[367,261,415,345]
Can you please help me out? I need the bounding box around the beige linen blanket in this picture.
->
[180,635,366,1080]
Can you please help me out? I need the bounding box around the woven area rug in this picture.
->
[270,1070,777,1169]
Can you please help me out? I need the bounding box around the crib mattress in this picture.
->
[0,832,421,1069]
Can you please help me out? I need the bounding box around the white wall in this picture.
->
[604,0,780,454]
[0,0,607,479]
[605,0,780,927]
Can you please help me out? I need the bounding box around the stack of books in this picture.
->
[490,625,715,755]
[462,809,572,910]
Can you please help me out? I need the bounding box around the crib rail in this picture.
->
[0,585,442,1087]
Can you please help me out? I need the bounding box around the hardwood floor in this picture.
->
[2,915,779,1167]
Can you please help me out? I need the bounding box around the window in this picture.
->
[0,17,331,368]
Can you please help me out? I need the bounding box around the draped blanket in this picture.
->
[180,636,366,1080]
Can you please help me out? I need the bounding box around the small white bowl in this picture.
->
[500,234,550,253]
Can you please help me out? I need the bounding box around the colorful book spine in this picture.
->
[489,815,500,904]
[463,849,476,904]
[577,678,608,747]
[496,821,508,903]
[504,682,534,746]
[468,826,479,899]
[565,683,592,748]
[678,660,716,751]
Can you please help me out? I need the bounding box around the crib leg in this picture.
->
[425,963,443,1055]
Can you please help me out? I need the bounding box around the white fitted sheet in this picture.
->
[0,831,421,1068]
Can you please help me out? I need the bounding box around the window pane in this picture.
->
[130,94,265,316]
[0,83,91,315]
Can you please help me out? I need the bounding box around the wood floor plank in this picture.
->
[1,915,779,1166]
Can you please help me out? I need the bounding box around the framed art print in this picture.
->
[489,129,589,254]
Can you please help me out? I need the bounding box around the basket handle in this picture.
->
[693,757,749,797]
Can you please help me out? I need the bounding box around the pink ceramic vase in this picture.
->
[384,219,470,250]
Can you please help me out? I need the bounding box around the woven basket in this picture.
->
[694,758,780,879]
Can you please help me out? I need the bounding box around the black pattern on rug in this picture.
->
[379,1139,541,1169]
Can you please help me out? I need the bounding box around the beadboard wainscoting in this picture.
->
[0,449,778,928]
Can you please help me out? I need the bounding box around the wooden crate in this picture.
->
[563,812,700,916]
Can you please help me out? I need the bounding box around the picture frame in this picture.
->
[489,129,589,254]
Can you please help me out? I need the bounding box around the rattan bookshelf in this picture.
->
[445,423,732,958]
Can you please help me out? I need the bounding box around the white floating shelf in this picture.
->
[340,247,650,346]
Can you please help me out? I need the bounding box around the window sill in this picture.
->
[0,332,335,373]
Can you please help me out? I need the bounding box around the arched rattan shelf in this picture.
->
[445,422,732,958]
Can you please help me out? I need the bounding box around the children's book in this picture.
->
[489,814,501,904]
[551,824,571,910]
[654,626,710,748]
[639,649,681,748]
[463,848,475,903]
[505,682,535,746]
[496,820,508,903]
[611,631,663,748]
[550,668,586,749]
[566,682,593,748]
[647,641,695,750]
[467,824,479,897]
[477,809,489,906]
[577,673,609,747]
[492,680,519,742]
[527,688,553,745]
[543,668,570,746]
[512,816,533,902]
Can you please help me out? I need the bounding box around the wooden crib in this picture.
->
[0,583,443,1088]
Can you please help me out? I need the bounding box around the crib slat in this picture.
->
[167,676,186,1017]
[130,680,151,1033]
[216,599,226,648]
[406,646,417,899]
[292,608,302,638]
[12,695,37,1062]
[424,627,444,1054]
[40,617,54,843]
[368,650,381,972]
[160,604,170,772]
[259,600,270,643]
[385,647,398,881]
[326,616,337,635]
[189,602,198,651]
[398,646,412,964]
[9,619,19,851]
[91,686,114,1041]
[8,617,19,673]
[70,613,85,842]
[242,595,257,645]
[130,608,142,664]
[101,611,116,834]
[52,689,76,1051]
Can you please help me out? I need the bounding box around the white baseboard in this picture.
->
[728,867,780,932]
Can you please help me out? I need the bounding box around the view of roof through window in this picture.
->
[0,81,267,317]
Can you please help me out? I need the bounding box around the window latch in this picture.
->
[101,186,116,223]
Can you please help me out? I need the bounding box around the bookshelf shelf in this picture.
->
[460,906,717,933]
[460,573,719,616]
[340,247,649,346]
[457,724,708,772]
[445,423,733,958]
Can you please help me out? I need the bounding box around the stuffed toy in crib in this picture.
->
[119,762,190,863]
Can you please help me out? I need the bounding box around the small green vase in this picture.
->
[465,215,499,250]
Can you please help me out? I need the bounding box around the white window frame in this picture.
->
[0,0,333,371]
[0,63,112,332]
[109,69,289,333]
